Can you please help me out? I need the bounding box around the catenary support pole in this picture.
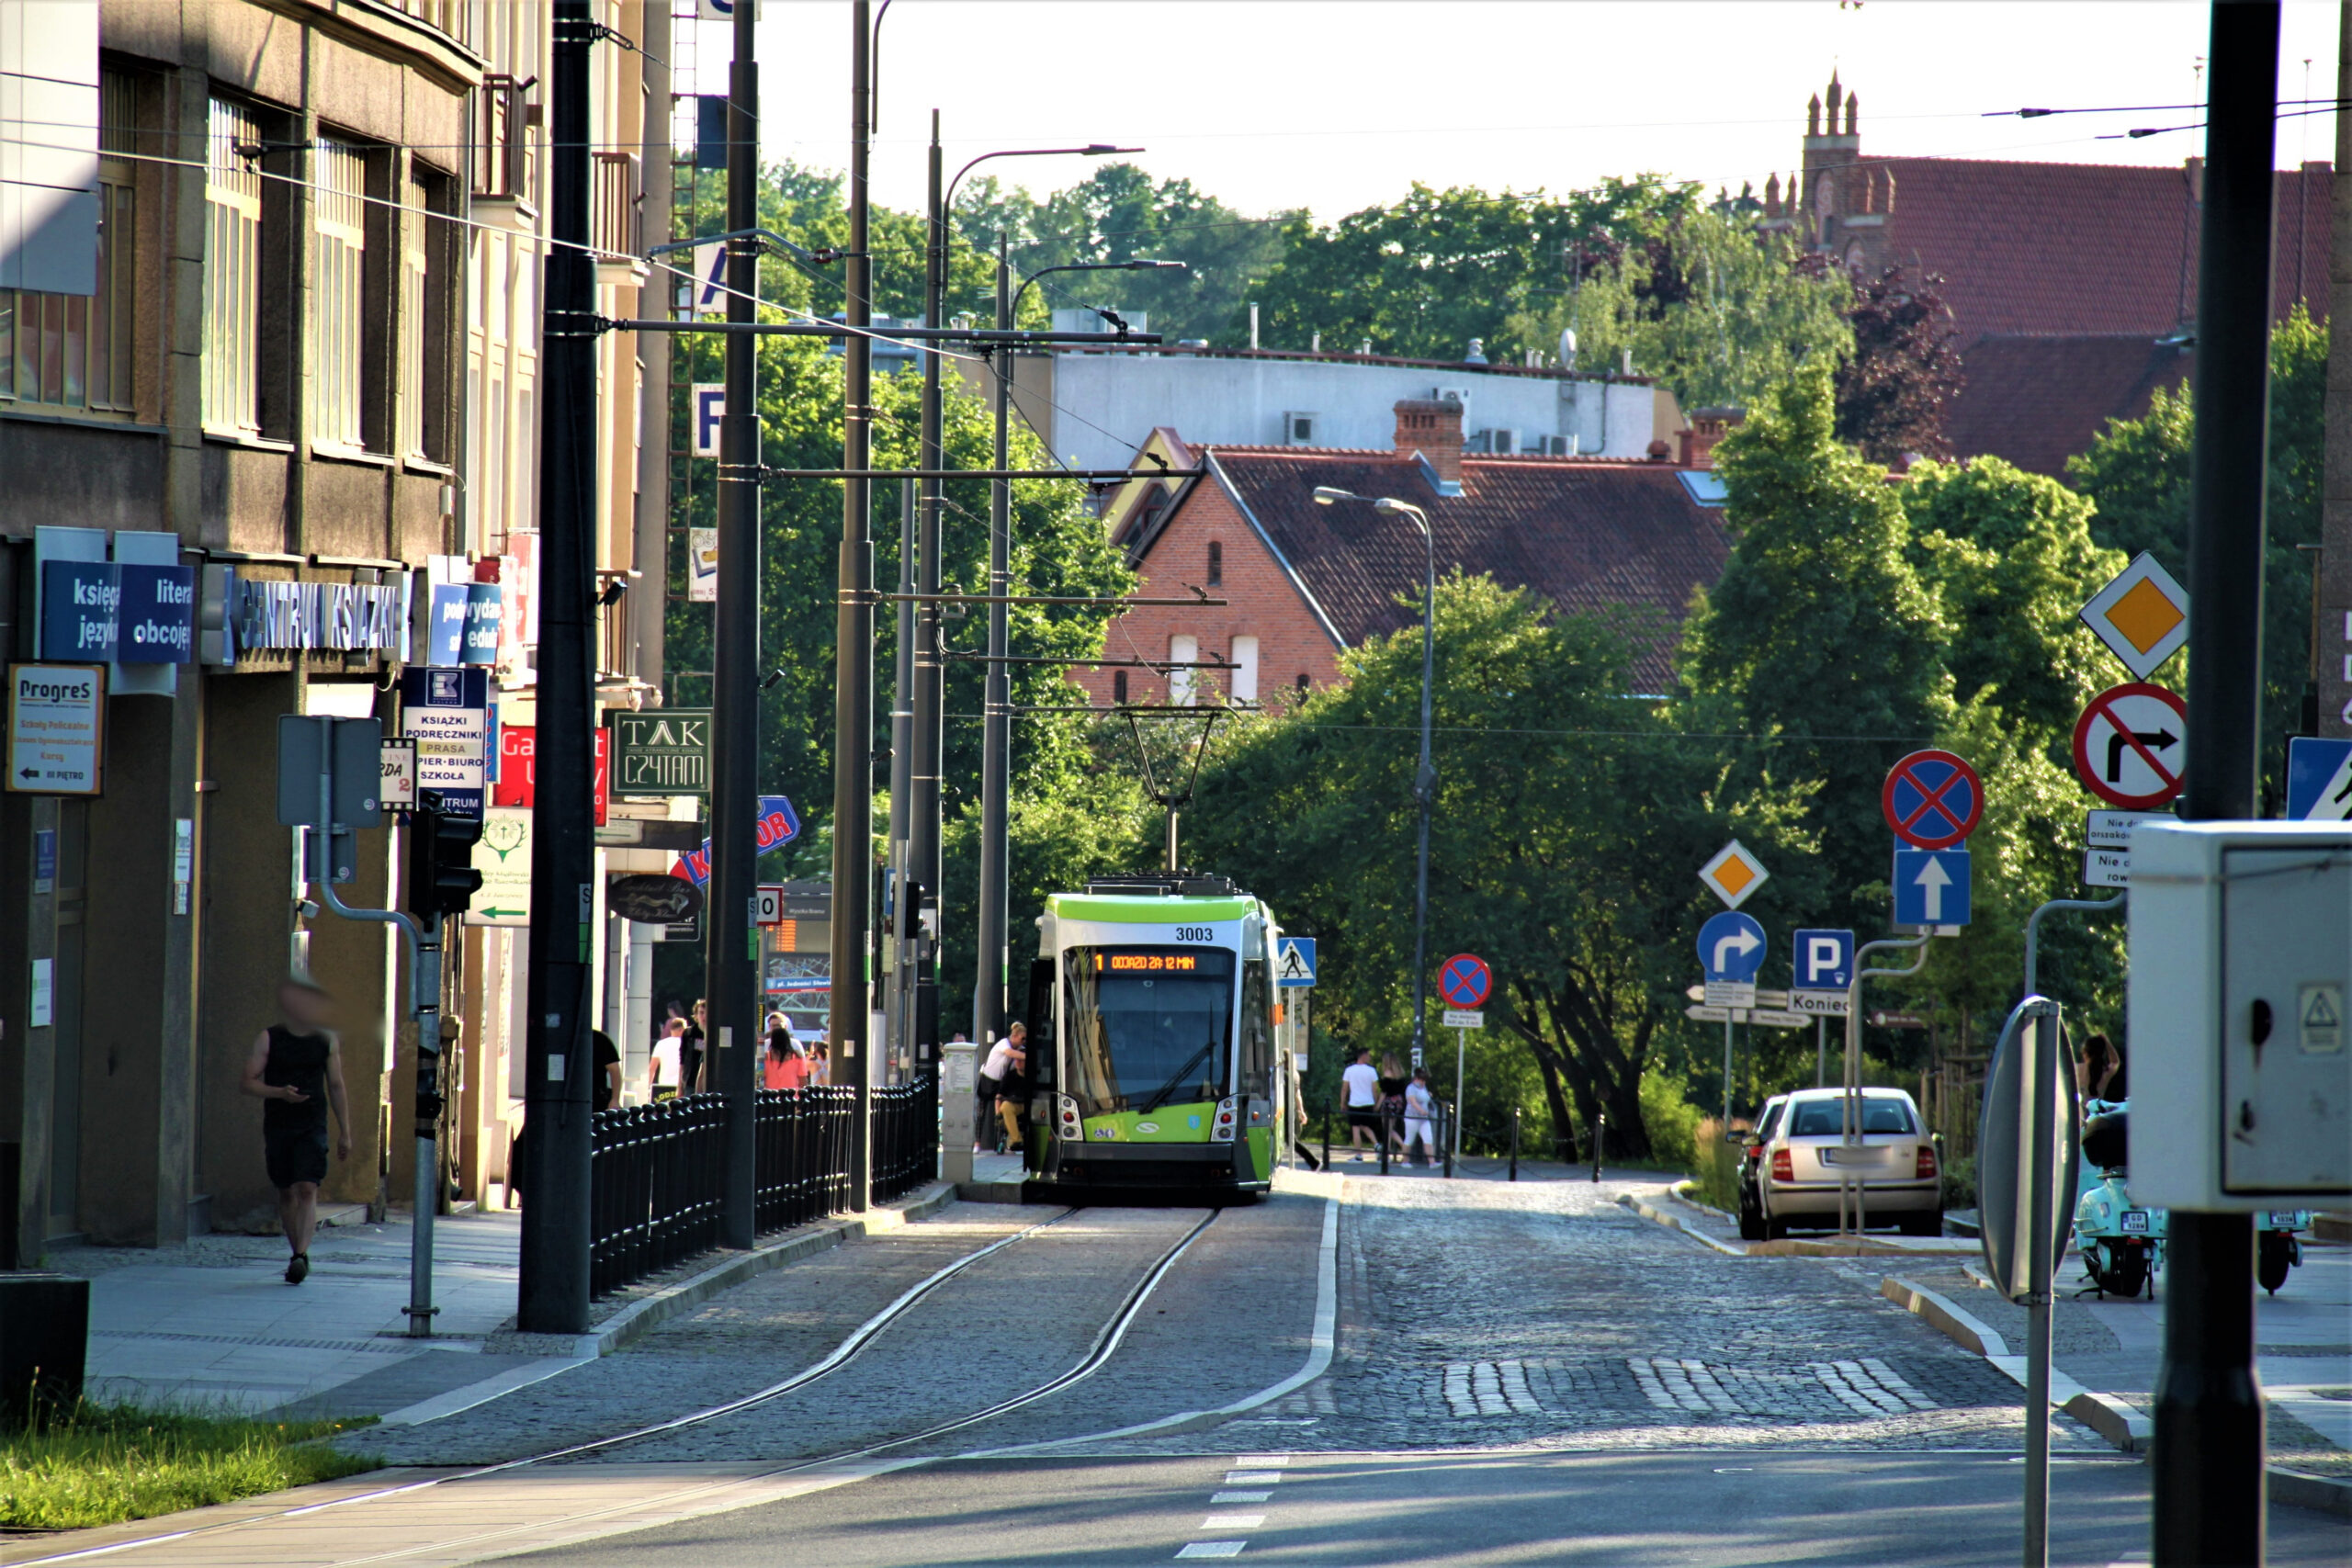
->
[1408,517,1436,1066]
[974,233,1013,1044]
[827,0,876,1209]
[518,0,598,1334]
[910,111,944,1072]
[884,479,914,1064]
[2154,6,2276,1562]
[707,0,762,1251]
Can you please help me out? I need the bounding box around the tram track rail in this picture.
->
[20,1206,1220,1567]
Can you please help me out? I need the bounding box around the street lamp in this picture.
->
[1313,484,1439,1075]
[969,254,1189,1049]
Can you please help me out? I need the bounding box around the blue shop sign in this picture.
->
[40,561,122,660]
[426,584,469,666]
[119,564,196,663]
[462,582,503,666]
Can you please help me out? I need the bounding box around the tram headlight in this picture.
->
[1211,1096,1237,1143]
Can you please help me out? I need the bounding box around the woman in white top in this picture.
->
[1403,1067,1439,1166]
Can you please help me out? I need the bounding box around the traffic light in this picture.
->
[407,793,483,919]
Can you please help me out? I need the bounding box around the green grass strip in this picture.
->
[0,1400,380,1532]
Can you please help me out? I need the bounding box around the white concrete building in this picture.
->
[973,344,1681,470]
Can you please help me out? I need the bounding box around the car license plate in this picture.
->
[2120,1210,2151,1235]
[1818,1147,1882,1166]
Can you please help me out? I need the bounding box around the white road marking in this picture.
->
[1225,1471,1283,1484]
[1176,1543,1248,1559]
[1204,1514,1266,1528]
[1212,1491,1272,1503]
[1233,1454,1291,1466]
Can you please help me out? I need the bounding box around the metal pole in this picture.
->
[826,0,876,1209]
[1722,1017,1735,1128]
[1409,520,1435,1066]
[2156,5,2275,1560]
[518,0,598,1334]
[910,110,944,1073]
[407,918,442,1334]
[2023,998,2062,1568]
[1509,1106,1519,1181]
[974,234,1013,1045]
[885,478,914,1065]
[1840,935,1933,1238]
[2022,894,2126,999]
[707,0,762,1251]
[1815,1014,1826,1089]
[1452,1025,1466,1168]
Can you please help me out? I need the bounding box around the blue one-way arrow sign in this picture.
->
[1893,848,1972,927]
[1697,911,1767,983]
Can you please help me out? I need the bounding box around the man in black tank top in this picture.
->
[240,975,353,1284]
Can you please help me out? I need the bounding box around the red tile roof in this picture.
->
[1943,333,2193,477]
[1846,156,2329,339]
[1159,449,1729,691]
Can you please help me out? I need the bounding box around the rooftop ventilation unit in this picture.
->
[1283,412,1318,446]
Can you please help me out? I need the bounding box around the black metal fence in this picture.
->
[589,1074,938,1299]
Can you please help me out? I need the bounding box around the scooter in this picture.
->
[2073,1098,2165,1300]
[2258,1209,2312,1294]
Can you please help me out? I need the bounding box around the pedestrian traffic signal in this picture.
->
[407,794,483,919]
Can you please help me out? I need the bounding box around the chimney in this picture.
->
[1677,406,1746,469]
[1394,396,1464,484]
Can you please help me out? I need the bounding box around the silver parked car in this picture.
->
[1755,1087,1941,1238]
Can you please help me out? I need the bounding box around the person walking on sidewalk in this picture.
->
[1403,1067,1439,1167]
[1341,1048,1380,1158]
[239,974,352,1284]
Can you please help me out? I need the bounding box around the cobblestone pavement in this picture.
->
[1209,1174,2105,1454]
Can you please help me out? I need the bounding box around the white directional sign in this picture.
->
[1443,1009,1484,1030]
[6,663,105,795]
[1684,985,1846,1016]
[1685,1005,1811,1031]
[466,807,532,927]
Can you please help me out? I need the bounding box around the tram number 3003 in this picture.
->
[1174,927,1216,942]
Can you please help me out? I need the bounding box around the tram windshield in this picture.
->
[1062,947,1234,1117]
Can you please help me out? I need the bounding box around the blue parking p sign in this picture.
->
[1792,929,1855,992]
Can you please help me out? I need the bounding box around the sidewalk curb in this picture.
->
[1618,1192,1747,1257]
[1880,1273,2352,1517]
[570,1180,959,1359]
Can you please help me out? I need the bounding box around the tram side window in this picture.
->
[1240,958,1272,1096]
[1025,957,1057,1089]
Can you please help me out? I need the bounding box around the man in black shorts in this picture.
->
[240,974,353,1284]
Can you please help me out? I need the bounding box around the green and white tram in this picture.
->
[1020,873,1293,1192]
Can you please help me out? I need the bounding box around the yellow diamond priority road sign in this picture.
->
[1698,840,1770,910]
[2079,551,2188,679]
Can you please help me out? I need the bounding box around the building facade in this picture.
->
[0,0,672,1258]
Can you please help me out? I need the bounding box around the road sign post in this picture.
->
[1437,955,1489,1165]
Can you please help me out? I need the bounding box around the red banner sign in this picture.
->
[492,726,609,824]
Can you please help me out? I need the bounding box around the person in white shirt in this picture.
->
[977,1022,1028,1153]
[1341,1049,1381,1157]
[1403,1067,1439,1166]
[650,1018,685,1100]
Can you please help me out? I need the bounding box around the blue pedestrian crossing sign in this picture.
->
[1893,848,1972,927]
[1275,937,1317,987]
[1793,929,1856,992]
[2285,738,2352,821]
[1697,912,1767,983]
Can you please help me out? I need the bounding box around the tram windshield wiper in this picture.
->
[1135,1040,1218,1115]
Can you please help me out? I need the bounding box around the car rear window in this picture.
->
[1788,1099,1914,1136]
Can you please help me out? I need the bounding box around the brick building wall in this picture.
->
[1073,473,1341,709]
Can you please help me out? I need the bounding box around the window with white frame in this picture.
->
[4,70,138,412]
[311,138,368,449]
[1169,634,1198,705]
[1229,635,1259,703]
[202,96,263,433]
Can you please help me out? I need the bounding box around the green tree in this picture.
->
[1185,577,1812,1160]
[1505,208,1854,409]
[1249,178,1699,363]
[1679,365,1953,928]
[2067,307,2326,800]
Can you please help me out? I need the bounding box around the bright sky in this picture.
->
[699,2,2346,222]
